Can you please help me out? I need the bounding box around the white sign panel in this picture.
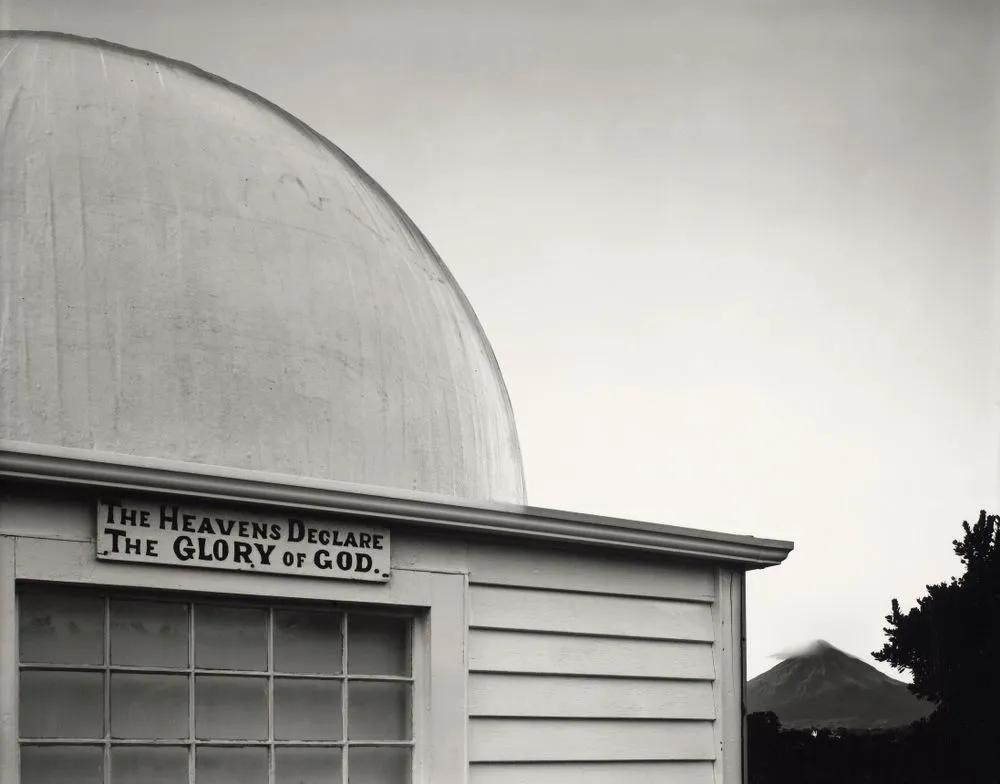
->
[96,499,390,583]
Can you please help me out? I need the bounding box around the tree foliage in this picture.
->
[747,712,949,784]
[872,510,1000,739]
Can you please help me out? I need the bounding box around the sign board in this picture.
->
[96,499,390,583]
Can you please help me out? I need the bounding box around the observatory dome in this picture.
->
[0,31,526,504]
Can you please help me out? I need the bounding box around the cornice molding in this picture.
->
[0,441,793,569]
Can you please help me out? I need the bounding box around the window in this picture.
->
[17,588,414,784]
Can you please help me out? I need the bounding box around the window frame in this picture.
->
[0,533,468,784]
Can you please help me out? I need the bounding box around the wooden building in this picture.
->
[0,31,792,784]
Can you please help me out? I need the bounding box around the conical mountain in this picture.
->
[747,640,935,730]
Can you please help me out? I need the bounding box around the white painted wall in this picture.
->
[463,541,738,784]
[0,492,746,784]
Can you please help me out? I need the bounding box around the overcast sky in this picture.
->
[6,0,997,680]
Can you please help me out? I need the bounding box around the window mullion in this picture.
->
[342,613,349,784]
[103,596,111,784]
[188,601,196,784]
[268,607,275,784]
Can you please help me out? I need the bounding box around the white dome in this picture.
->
[0,31,526,504]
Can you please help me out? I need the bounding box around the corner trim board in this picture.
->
[0,537,17,783]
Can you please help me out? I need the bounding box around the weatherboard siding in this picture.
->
[2,497,748,783]
[466,542,730,784]
[468,761,716,784]
[469,630,716,679]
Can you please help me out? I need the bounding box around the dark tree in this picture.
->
[873,510,1000,753]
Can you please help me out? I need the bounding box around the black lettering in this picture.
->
[182,514,197,533]
[145,539,158,556]
[211,539,228,561]
[330,530,343,546]
[120,507,139,526]
[233,541,252,564]
[358,532,372,548]
[217,519,237,536]
[288,519,305,543]
[270,523,282,541]
[253,543,275,565]
[160,505,179,530]
[343,531,358,548]
[318,529,330,545]
[314,549,332,569]
[372,535,384,550]
[252,522,269,540]
[139,509,151,528]
[174,535,196,561]
[239,521,251,538]
[104,527,128,553]
[355,553,373,573]
[105,502,121,525]
[336,551,353,571]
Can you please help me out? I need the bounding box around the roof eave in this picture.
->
[0,441,793,569]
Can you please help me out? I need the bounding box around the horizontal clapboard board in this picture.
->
[469,630,715,679]
[469,718,715,762]
[469,761,715,784]
[469,585,715,641]
[466,541,716,601]
[470,674,715,719]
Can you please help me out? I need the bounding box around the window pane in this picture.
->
[348,747,410,784]
[111,673,189,739]
[347,616,409,676]
[19,593,104,665]
[195,676,268,740]
[20,671,104,738]
[197,746,268,784]
[111,746,188,784]
[275,747,342,784]
[195,605,267,671]
[274,609,342,674]
[274,678,342,741]
[111,599,189,667]
[21,744,103,784]
[348,682,410,741]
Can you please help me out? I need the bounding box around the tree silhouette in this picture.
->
[873,510,1000,758]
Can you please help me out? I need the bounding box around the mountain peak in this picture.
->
[749,639,934,731]
[775,638,845,659]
